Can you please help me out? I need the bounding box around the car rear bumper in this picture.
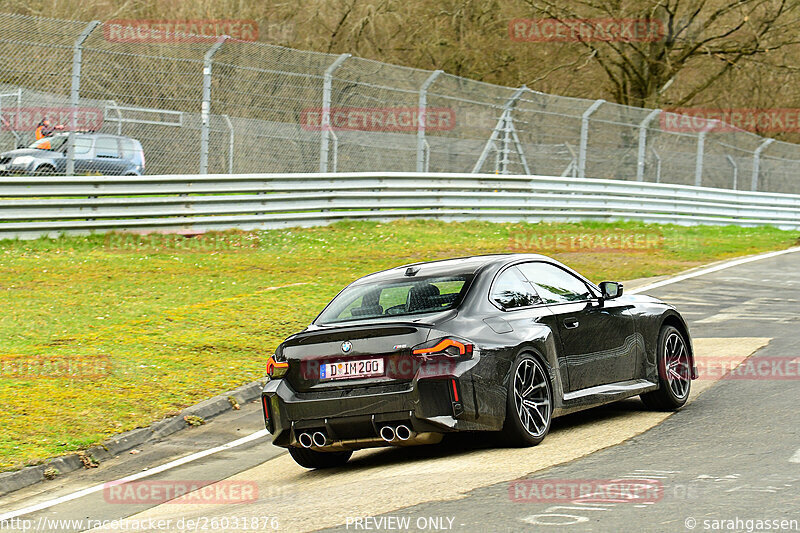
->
[262,361,499,449]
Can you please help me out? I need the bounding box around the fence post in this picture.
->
[636,109,661,181]
[472,86,528,174]
[105,100,123,135]
[650,147,662,183]
[726,155,738,190]
[320,53,350,173]
[578,99,604,179]
[416,70,443,172]
[200,37,227,175]
[66,21,100,176]
[222,114,234,174]
[752,138,775,191]
[694,130,707,187]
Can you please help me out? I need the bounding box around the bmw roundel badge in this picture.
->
[341,341,353,353]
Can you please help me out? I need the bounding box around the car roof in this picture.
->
[353,253,552,284]
[49,132,133,140]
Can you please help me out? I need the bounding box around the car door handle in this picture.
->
[563,318,579,329]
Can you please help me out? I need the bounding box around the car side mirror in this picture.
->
[599,281,623,300]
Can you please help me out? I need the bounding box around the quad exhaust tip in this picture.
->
[301,426,414,447]
[379,425,396,442]
[395,424,412,441]
[379,424,413,442]
[298,432,313,448]
[312,431,328,447]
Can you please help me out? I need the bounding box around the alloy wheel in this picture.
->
[513,358,552,438]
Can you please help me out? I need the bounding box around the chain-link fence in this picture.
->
[1,13,798,193]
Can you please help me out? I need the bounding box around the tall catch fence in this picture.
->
[1,13,798,194]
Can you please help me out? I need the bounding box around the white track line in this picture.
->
[4,246,800,520]
[628,247,800,295]
[0,429,269,521]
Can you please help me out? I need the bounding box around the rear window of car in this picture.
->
[119,139,137,161]
[95,137,120,158]
[74,137,92,154]
[316,275,472,324]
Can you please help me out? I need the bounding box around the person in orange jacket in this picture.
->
[34,118,53,140]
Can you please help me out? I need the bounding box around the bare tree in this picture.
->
[518,0,800,108]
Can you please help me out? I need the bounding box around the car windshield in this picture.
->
[316,274,472,324]
[29,135,68,151]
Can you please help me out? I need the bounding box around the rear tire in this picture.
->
[501,353,553,447]
[640,325,691,411]
[288,447,352,469]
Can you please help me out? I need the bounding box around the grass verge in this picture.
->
[0,219,796,470]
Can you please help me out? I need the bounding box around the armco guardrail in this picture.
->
[1,172,800,240]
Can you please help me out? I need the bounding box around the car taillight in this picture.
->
[266,355,288,378]
[412,338,474,358]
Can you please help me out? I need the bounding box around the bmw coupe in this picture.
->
[261,254,696,469]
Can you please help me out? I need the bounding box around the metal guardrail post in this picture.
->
[726,155,738,190]
[578,99,604,179]
[66,20,100,176]
[416,70,442,173]
[200,36,227,175]
[752,138,775,191]
[636,109,661,181]
[319,53,350,173]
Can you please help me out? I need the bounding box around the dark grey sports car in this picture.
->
[262,254,697,469]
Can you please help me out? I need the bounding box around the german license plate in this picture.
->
[320,358,384,380]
